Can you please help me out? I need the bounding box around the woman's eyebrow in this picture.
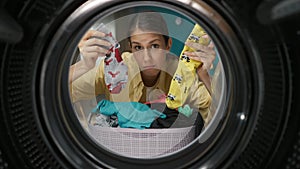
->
[131,41,140,45]
[149,39,161,44]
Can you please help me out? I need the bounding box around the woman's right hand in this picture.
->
[78,30,112,70]
[69,30,112,83]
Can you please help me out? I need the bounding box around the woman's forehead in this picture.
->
[130,32,164,43]
[130,28,167,37]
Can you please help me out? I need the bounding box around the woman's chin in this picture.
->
[142,68,160,76]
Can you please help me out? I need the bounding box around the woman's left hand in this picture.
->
[183,35,216,71]
[183,35,216,94]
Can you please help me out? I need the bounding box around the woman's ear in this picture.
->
[166,38,172,50]
[127,39,133,52]
[128,39,132,48]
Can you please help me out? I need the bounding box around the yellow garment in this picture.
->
[166,24,210,109]
[70,52,211,125]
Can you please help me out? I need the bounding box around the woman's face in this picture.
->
[130,29,172,77]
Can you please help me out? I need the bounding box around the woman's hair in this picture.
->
[128,12,170,45]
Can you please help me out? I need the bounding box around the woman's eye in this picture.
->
[151,44,160,49]
[134,46,142,51]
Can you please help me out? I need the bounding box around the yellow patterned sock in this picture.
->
[166,24,209,109]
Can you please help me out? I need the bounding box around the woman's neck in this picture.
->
[141,71,161,87]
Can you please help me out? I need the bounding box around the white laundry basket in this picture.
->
[87,114,196,158]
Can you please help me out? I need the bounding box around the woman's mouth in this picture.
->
[143,65,156,69]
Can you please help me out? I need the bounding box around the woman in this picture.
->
[69,12,216,126]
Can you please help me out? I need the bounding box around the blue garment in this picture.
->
[92,100,166,129]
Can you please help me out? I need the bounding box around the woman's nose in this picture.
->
[143,49,152,63]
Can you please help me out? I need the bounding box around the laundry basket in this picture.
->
[87,113,196,158]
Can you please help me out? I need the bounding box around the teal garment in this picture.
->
[178,104,193,117]
[92,100,166,129]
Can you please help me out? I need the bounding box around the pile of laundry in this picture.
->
[91,99,203,136]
